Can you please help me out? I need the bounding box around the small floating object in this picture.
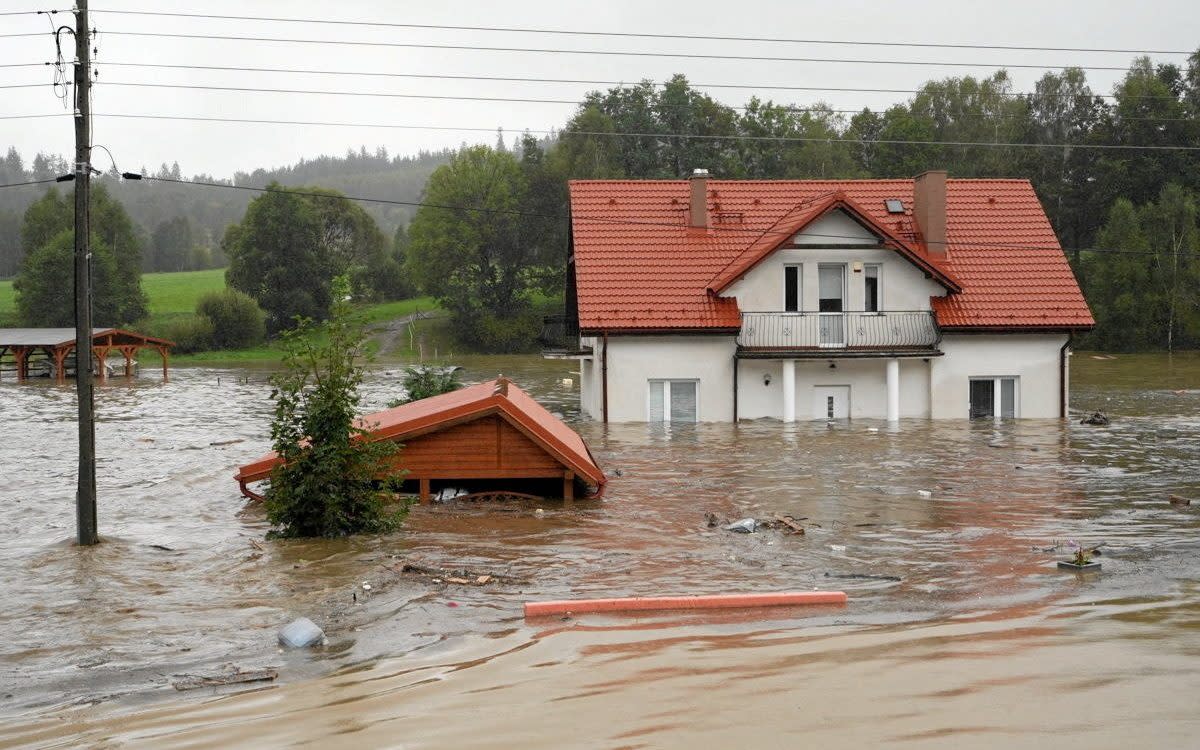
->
[724,518,757,533]
[917,490,933,498]
[866,427,879,433]
[523,591,847,617]
[1168,494,1191,506]
[361,582,372,591]
[829,544,847,553]
[1057,560,1102,572]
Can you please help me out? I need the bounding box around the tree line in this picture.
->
[403,53,1200,352]
[4,51,1198,351]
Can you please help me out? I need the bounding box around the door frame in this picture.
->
[812,384,851,420]
[817,263,847,348]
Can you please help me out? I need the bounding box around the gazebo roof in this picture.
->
[0,328,174,348]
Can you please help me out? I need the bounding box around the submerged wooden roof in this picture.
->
[235,378,606,487]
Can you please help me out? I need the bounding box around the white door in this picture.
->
[812,385,850,420]
[818,264,846,347]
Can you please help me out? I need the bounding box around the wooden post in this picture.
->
[120,346,137,377]
[15,348,27,382]
[94,346,110,383]
[563,471,575,503]
[159,346,169,382]
[53,347,68,384]
[419,478,431,505]
[72,0,99,545]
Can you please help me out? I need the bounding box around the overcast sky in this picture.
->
[2,0,1197,178]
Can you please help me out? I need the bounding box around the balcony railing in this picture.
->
[539,315,592,355]
[738,311,940,353]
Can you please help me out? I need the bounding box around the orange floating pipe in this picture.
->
[524,591,847,617]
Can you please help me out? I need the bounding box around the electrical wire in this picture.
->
[67,113,1200,152]
[97,31,1145,72]
[75,80,1199,123]
[0,177,61,188]
[82,9,1195,56]
[58,61,1194,102]
[138,176,1181,256]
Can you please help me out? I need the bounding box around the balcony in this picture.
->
[539,315,593,357]
[737,311,941,357]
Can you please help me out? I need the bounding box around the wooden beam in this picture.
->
[419,478,431,505]
[563,471,575,502]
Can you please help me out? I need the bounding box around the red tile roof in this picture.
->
[569,179,1094,331]
[235,378,605,488]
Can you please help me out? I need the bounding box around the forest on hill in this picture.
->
[0,146,452,277]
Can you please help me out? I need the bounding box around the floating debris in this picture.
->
[1080,411,1111,426]
[278,617,325,649]
[173,667,278,691]
[724,518,757,534]
[1168,494,1191,506]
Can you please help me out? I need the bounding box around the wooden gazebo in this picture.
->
[235,377,606,504]
[0,328,174,383]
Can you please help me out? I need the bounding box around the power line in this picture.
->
[136,176,1175,257]
[71,61,1190,101]
[84,9,1195,56]
[0,177,60,189]
[70,112,1200,152]
[98,31,1143,72]
[76,80,1199,123]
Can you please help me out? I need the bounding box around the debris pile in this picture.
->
[1080,411,1111,426]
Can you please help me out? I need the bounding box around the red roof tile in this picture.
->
[569,179,1094,331]
[235,379,605,488]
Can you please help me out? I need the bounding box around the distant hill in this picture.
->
[0,145,453,278]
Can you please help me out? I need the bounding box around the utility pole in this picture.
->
[73,0,98,546]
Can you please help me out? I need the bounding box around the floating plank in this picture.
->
[524,591,847,617]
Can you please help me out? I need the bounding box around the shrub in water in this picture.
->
[390,365,463,407]
[265,276,408,538]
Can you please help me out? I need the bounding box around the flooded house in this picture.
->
[544,170,1094,422]
[235,377,605,503]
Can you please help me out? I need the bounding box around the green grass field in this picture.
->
[0,270,565,363]
[0,268,228,328]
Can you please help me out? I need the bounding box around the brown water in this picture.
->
[1,352,1198,748]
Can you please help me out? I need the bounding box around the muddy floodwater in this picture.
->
[1,353,1198,748]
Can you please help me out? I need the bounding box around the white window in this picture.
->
[969,377,1018,419]
[863,264,881,312]
[648,380,699,422]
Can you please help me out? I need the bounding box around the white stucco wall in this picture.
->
[737,357,931,420]
[930,334,1068,419]
[577,336,602,420]
[592,335,737,422]
[722,210,947,313]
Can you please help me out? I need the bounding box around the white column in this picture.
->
[782,359,796,423]
[886,358,900,423]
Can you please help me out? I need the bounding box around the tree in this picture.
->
[15,230,120,326]
[407,146,543,352]
[13,185,147,326]
[224,183,399,333]
[149,215,193,271]
[224,184,331,333]
[265,277,407,538]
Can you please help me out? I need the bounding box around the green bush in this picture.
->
[196,288,267,350]
[266,276,408,538]
[464,310,540,353]
[389,365,462,407]
[161,315,215,354]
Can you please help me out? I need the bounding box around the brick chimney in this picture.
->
[913,170,947,257]
[689,168,709,228]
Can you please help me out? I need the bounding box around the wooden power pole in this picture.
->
[73,0,98,546]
